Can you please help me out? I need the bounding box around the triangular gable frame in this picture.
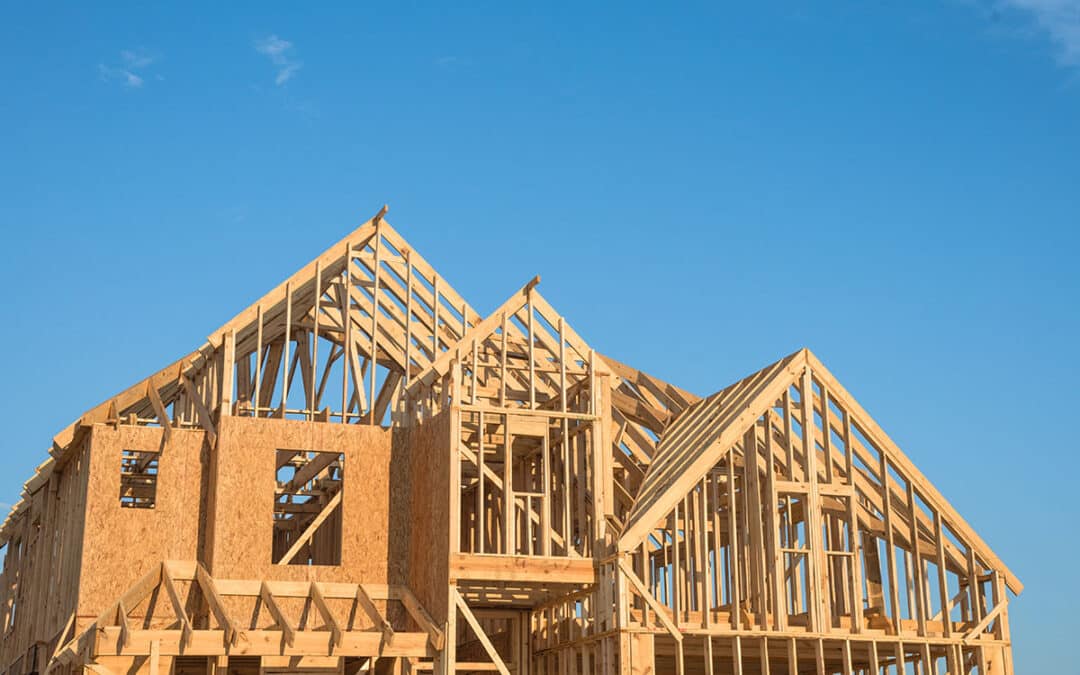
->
[404,277,611,409]
[51,208,480,452]
[5,209,481,544]
[618,348,1021,595]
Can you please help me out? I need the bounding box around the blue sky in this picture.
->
[1,2,1077,670]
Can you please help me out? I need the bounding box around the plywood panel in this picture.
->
[400,411,451,625]
[77,425,206,623]
[208,416,396,586]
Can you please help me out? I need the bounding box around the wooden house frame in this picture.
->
[0,207,1019,675]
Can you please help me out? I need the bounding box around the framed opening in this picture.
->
[272,450,344,566]
[120,449,159,509]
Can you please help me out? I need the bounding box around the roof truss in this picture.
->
[50,560,444,672]
[618,348,1021,596]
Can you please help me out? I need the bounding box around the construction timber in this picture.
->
[0,207,1018,675]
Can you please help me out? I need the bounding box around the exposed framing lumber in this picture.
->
[276,490,343,565]
[453,588,511,675]
[0,213,1018,675]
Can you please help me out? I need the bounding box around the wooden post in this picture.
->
[504,413,515,555]
[254,304,263,416]
[282,281,292,416]
[221,330,235,418]
[341,264,350,423]
[370,225,380,424]
[311,261,321,420]
[907,482,927,636]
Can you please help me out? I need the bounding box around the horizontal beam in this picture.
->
[93,627,435,658]
[449,553,596,584]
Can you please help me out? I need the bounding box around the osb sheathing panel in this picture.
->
[400,410,451,624]
[209,416,403,587]
[76,425,207,624]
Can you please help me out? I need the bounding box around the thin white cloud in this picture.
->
[999,0,1080,66]
[99,48,158,88]
[121,49,156,69]
[255,34,302,85]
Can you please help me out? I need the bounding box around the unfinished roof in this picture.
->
[2,208,1022,594]
[618,349,804,550]
[619,347,1022,594]
[0,206,1021,675]
[1,208,479,541]
[0,207,675,544]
